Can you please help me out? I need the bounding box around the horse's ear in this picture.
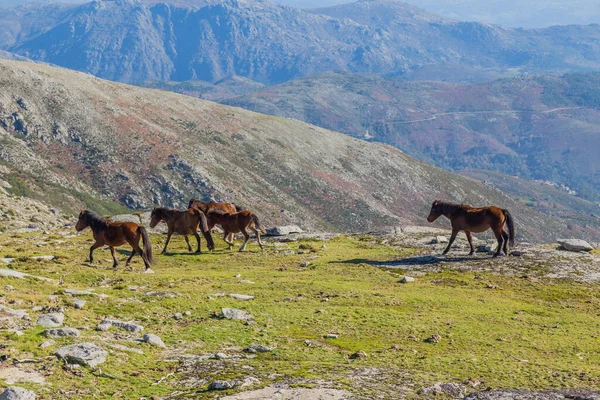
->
[432,200,438,207]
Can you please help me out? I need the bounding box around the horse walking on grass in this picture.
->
[427,200,515,257]
[75,210,154,273]
[206,210,266,251]
[188,199,242,217]
[149,207,215,253]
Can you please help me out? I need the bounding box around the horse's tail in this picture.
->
[251,213,266,234]
[503,209,515,247]
[138,226,154,265]
[193,209,215,250]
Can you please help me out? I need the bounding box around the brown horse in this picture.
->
[75,210,154,273]
[188,199,242,225]
[427,200,515,257]
[206,210,266,251]
[149,207,215,253]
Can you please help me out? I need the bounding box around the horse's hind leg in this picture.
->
[125,251,136,266]
[193,232,202,253]
[110,246,119,269]
[184,235,193,252]
[502,230,510,255]
[131,241,151,270]
[253,228,264,250]
[239,229,250,252]
[88,241,102,263]
[493,229,504,258]
[442,229,458,255]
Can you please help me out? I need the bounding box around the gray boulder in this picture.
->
[266,225,303,236]
[0,387,36,400]
[44,328,81,338]
[221,308,253,321]
[36,313,64,327]
[96,318,143,333]
[230,294,254,301]
[73,299,86,309]
[557,239,594,252]
[422,382,466,398]
[143,333,166,348]
[244,344,273,353]
[55,342,107,367]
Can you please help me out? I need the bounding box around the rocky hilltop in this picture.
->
[2,0,600,84]
[0,59,584,242]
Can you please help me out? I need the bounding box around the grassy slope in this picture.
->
[2,232,600,398]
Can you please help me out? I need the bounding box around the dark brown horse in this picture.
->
[206,210,266,251]
[427,200,515,257]
[75,210,154,273]
[149,207,215,253]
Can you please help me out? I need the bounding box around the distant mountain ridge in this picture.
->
[224,72,600,202]
[2,0,600,84]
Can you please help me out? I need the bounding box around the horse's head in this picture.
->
[75,210,88,231]
[149,207,162,228]
[427,200,442,223]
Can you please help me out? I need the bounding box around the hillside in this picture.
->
[224,72,600,203]
[2,0,600,84]
[0,59,593,241]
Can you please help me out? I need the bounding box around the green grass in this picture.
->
[1,233,600,398]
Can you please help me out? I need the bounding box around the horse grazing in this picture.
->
[427,200,515,257]
[75,210,154,272]
[149,207,215,253]
[206,210,266,251]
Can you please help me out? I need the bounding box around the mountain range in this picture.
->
[223,72,600,202]
[2,0,600,84]
[2,59,595,241]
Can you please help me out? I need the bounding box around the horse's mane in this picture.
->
[83,210,110,230]
[435,201,467,215]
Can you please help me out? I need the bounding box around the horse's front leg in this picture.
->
[110,246,119,269]
[465,231,475,256]
[88,241,102,263]
[223,232,233,250]
[162,231,173,254]
[442,229,459,255]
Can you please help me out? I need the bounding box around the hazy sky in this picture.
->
[2,0,599,28]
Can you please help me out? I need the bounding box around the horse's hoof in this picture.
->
[144,268,155,274]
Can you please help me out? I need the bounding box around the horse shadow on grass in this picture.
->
[333,254,477,268]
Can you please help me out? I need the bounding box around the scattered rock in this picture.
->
[221,308,253,321]
[143,333,166,348]
[399,276,415,283]
[44,328,81,338]
[0,269,52,282]
[55,342,107,367]
[349,350,367,359]
[279,250,296,255]
[230,294,254,301]
[184,311,191,316]
[425,334,442,343]
[173,313,183,320]
[64,289,93,296]
[144,291,178,298]
[325,334,338,339]
[0,305,29,320]
[208,380,236,391]
[0,367,45,385]
[0,258,14,264]
[5,285,14,291]
[422,382,467,398]
[266,226,303,236]
[73,300,86,309]
[40,340,55,348]
[300,261,311,267]
[96,318,143,333]
[557,239,594,252]
[434,236,449,244]
[36,313,64,328]
[214,352,229,360]
[510,250,526,257]
[220,386,349,400]
[0,386,36,400]
[239,280,255,284]
[30,255,55,261]
[244,344,273,353]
